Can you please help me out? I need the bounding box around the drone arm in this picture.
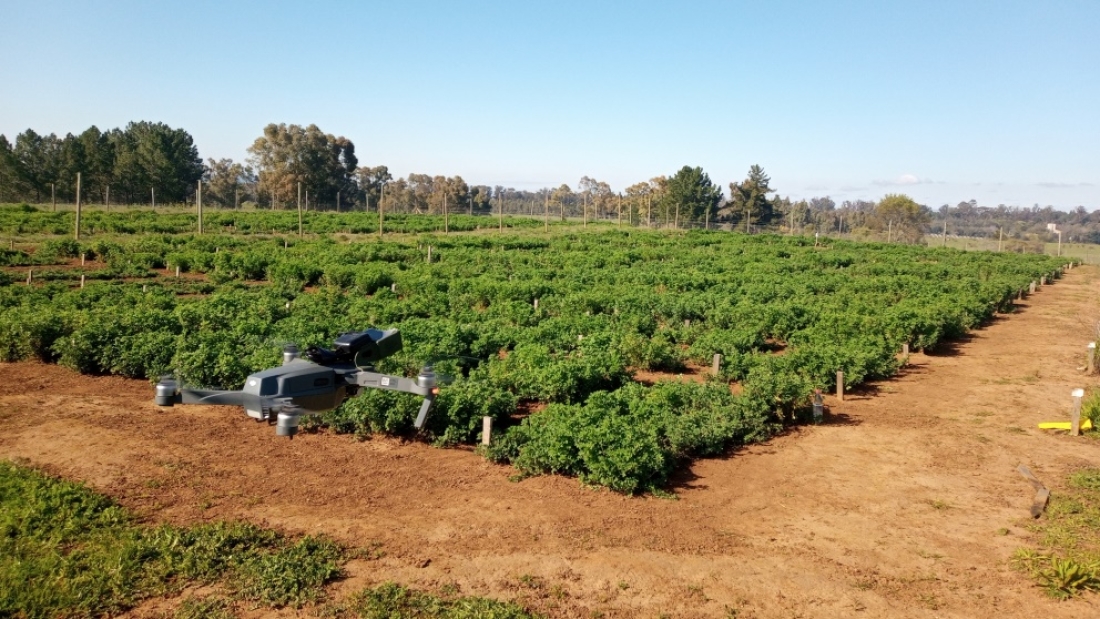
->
[353,371,432,396]
[352,368,439,429]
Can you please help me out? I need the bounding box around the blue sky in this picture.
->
[2,0,1097,209]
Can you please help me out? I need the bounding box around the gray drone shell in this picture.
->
[242,359,348,418]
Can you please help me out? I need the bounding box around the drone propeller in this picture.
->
[421,354,483,385]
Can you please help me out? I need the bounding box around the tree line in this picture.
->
[0,122,203,205]
[3,121,1097,245]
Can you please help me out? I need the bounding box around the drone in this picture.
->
[154,328,440,438]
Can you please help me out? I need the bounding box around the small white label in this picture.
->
[1072,388,1085,398]
[1089,343,1097,349]
[381,377,391,386]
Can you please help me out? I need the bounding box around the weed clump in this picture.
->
[1012,468,1100,598]
[0,460,343,617]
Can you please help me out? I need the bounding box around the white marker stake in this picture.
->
[1089,342,1097,375]
[1071,388,1085,436]
[482,416,492,446]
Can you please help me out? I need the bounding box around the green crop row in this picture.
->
[0,214,1069,492]
[0,203,550,236]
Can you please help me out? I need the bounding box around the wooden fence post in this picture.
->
[1088,342,1096,375]
[712,353,722,376]
[74,172,82,240]
[837,371,845,402]
[80,274,85,288]
[26,269,32,285]
[197,180,203,234]
[1029,281,1036,294]
[297,182,303,238]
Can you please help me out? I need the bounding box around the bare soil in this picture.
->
[3,268,1100,618]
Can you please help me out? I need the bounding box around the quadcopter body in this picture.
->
[155,328,439,437]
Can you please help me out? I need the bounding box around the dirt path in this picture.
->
[3,268,1099,618]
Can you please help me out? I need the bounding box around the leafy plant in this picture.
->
[1013,468,1100,598]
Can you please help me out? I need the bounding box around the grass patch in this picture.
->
[1011,468,1100,598]
[175,595,236,619]
[332,582,538,618]
[0,459,343,617]
[0,460,543,618]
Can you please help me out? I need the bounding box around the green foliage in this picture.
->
[321,388,425,437]
[0,217,1068,492]
[873,194,932,243]
[1082,387,1100,428]
[498,382,774,493]
[1012,551,1100,599]
[0,248,36,266]
[662,165,723,222]
[36,238,83,262]
[235,536,344,607]
[0,305,65,362]
[0,460,344,617]
[175,595,236,619]
[1013,468,1100,598]
[340,582,537,619]
[430,375,518,445]
[267,259,324,290]
[56,303,177,378]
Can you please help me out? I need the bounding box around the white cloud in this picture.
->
[872,174,934,187]
[1037,181,1095,189]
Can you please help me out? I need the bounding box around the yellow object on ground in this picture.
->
[1037,419,1093,431]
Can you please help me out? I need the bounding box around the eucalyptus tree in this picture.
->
[204,158,256,207]
[356,165,392,210]
[248,123,357,209]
